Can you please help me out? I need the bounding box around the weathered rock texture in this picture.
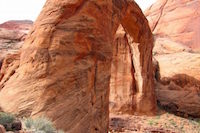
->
[146,0,200,117]
[0,53,20,89]
[109,25,136,114]
[155,52,200,117]
[0,0,156,132]
[0,20,33,62]
[145,0,200,51]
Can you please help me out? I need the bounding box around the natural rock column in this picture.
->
[0,0,156,132]
[110,25,136,114]
[121,3,156,115]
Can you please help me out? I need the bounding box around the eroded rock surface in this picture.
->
[109,25,136,114]
[0,53,20,89]
[155,52,200,117]
[0,0,155,132]
[145,0,200,51]
[146,0,200,117]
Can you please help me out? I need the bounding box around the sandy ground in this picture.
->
[109,110,200,133]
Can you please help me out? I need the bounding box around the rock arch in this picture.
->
[0,0,156,132]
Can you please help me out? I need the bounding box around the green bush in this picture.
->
[24,117,56,133]
[0,112,15,125]
[24,118,34,129]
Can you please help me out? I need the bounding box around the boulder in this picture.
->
[0,125,6,133]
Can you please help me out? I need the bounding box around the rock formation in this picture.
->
[145,0,200,117]
[0,0,156,132]
[0,53,20,89]
[145,0,200,51]
[155,52,200,117]
[109,25,136,114]
[0,20,33,63]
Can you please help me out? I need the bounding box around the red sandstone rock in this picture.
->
[145,0,200,51]
[146,0,200,117]
[0,0,155,132]
[154,52,200,117]
[110,25,136,114]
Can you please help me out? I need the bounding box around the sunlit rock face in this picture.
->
[0,0,156,132]
[146,0,200,117]
[145,0,200,51]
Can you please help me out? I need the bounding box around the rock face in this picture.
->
[146,0,200,117]
[0,20,33,62]
[0,53,20,89]
[145,0,200,51]
[0,0,155,132]
[109,25,136,114]
[155,52,200,117]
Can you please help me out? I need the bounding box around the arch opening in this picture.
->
[109,25,137,114]
[0,0,156,132]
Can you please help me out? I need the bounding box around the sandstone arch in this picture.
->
[0,0,156,132]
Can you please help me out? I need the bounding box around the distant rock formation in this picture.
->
[0,0,155,132]
[0,20,32,30]
[145,0,200,51]
[0,20,33,62]
[146,0,200,117]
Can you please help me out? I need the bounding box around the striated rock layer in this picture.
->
[0,0,156,132]
[146,0,200,117]
[145,0,200,51]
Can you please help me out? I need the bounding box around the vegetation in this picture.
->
[0,112,15,125]
[0,112,65,133]
[24,117,56,133]
[24,117,65,133]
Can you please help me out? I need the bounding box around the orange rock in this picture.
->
[110,25,136,114]
[0,53,20,88]
[0,0,156,131]
[146,0,200,117]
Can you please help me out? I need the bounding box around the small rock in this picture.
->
[11,120,22,131]
[0,125,6,133]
